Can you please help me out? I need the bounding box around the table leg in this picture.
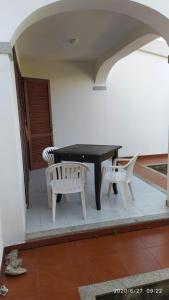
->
[54,155,63,203]
[112,150,118,194]
[94,162,102,210]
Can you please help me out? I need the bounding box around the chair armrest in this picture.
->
[103,165,127,171]
[113,158,130,166]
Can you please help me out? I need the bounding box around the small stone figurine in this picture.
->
[0,285,8,296]
[5,250,27,276]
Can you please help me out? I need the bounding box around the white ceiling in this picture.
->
[17,10,149,61]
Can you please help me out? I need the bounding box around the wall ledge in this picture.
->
[93,86,107,91]
[0,42,12,57]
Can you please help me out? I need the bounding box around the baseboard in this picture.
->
[4,218,169,252]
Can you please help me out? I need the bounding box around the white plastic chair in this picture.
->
[42,146,81,206]
[42,146,58,166]
[46,162,89,223]
[42,146,58,205]
[101,154,139,209]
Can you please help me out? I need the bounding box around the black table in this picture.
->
[50,144,122,210]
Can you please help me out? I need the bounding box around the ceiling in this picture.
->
[16,10,150,61]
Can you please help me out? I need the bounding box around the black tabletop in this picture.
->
[50,144,122,156]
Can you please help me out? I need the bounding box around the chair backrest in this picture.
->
[125,153,139,182]
[48,162,88,193]
[42,146,58,166]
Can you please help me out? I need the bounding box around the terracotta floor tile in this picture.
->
[110,233,145,252]
[148,245,169,268]
[74,233,145,260]
[37,242,75,265]
[40,288,80,300]
[138,230,169,248]
[74,236,118,258]
[119,248,161,275]
[5,297,39,300]
[88,253,129,283]
[18,248,39,271]
[71,261,97,286]
[38,266,77,296]
[140,227,169,234]
[117,227,169,248]
[37,244,83,279]
[4,271,39,299]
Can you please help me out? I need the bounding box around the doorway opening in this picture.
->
[13,10,169,240]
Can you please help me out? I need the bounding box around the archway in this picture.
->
[10,0,169,46]
[9,0,169,89]
[14,12,169,237]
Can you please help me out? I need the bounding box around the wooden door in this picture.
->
[24,78,53,170]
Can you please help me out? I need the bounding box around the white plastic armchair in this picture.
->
[42,146,58,166]
[101,154,139,209]
[46,162,89,223]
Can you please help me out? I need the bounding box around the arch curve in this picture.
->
[11,0,169,45]
[94,31,159,88]
[8,0,169,87]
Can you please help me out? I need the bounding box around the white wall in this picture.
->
[0,55,26,247]
[20,50,169,157]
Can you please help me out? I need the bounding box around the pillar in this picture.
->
[0,43,25,246]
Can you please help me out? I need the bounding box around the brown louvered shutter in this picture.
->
[24,78,53,169]
[13,48,30,207]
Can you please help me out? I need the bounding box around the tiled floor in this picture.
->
[26,157,168,238]
[4,226,169,300]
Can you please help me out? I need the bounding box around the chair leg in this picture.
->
[46,172,52,208]
[119,182,128,209]
[52,192,56,223]
[84,181,88,197]
[47,185,52,208]
[85,172,88,195]
[81,190,86,219]
[128,182,135,200]
[108,183,113,198]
